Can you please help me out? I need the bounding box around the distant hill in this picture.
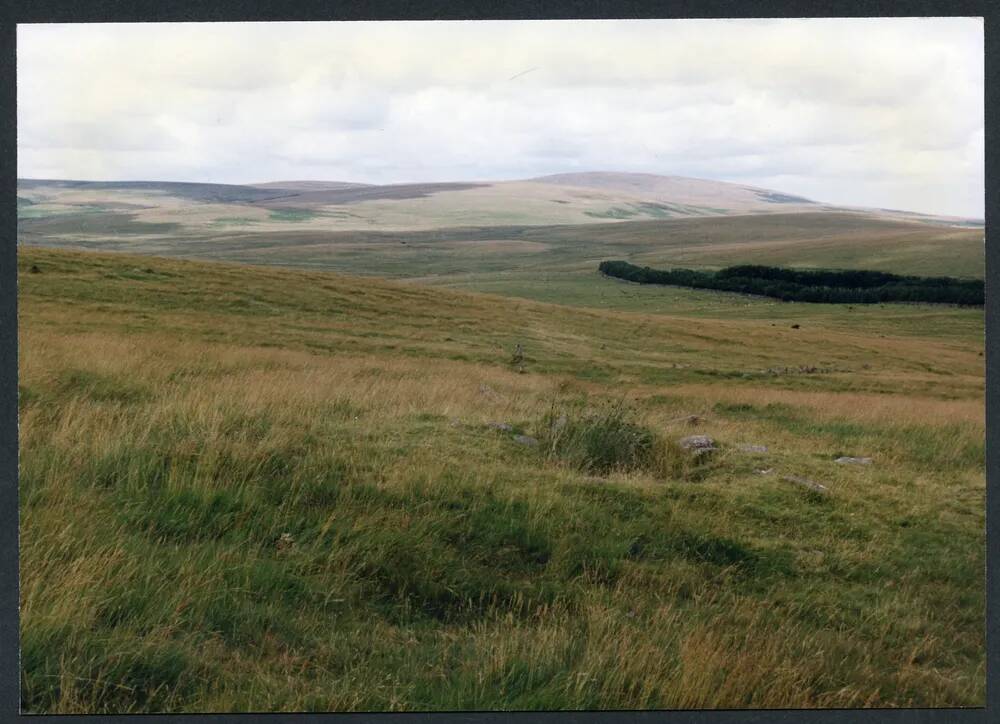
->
[15,172,983,233]
[18,171,982,231]
[258,182,492,208]
[17,178,288,204]
[529,171,818,211]
[246,181,374,191]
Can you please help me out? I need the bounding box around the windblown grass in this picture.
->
[18,247,985,712]
[536,400,695,480]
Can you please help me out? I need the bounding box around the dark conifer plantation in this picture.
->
[598,260,984,305]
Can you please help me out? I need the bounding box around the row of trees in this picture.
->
[598,260,984,306]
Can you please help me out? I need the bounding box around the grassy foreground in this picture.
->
[18,247,984,712]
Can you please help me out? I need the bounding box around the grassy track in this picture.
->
[18,247,984,712]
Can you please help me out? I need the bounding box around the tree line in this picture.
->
[598,260,984,305]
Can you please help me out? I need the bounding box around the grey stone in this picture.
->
[678,435,716,451]
[739,444,769,453]
[487,421,514,432]
[513,434,539,446]
[835,456,872,465]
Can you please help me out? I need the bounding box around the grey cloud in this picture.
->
[16,18,984,217]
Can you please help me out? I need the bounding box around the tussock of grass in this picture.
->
[539,401,658,474]
[536,400,698,480]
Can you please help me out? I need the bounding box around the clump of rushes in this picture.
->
[537,399,690,479]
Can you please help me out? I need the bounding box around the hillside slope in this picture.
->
[17,207,985,301]
[18,172,983,235]
[530,171,818,209]
[18,247,984,711]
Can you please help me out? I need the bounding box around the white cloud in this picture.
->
[17,18,984,217]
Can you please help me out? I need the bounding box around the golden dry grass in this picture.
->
[18,247,985,712]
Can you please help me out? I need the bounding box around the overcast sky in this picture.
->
[18,18,984,218]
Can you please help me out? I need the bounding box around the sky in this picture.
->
[17,18,984,218]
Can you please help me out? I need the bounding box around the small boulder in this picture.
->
[678,435,716,456]
[550,414,568,432]
[513,434,539,446]
[487,421,513,432]
[739,444,769,453]
[835,456,872,465]
[679,435,715,449]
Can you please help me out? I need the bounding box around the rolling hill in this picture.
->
[18,246,985,711]
[18,172,983,233]
[16,172,985,310]
[530,171,818,210]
